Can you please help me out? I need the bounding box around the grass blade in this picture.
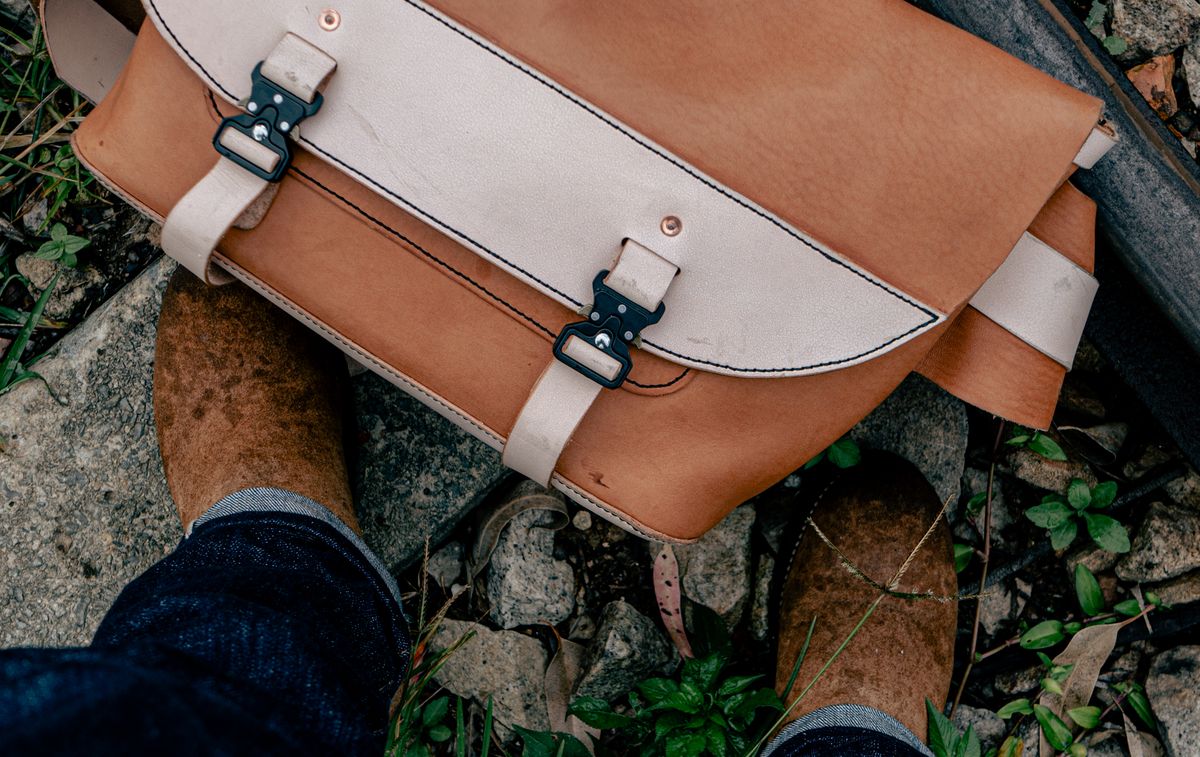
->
[0,270,57,389]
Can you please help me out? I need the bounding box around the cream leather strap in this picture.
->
[503,240,678,485]
[161,34,336,284]
[1073,123,1118,170]
[970,232,1098,368]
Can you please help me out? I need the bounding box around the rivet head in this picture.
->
[623,330,634,341]
[247,101,259,113]
[273,94,283,105]
[278,121,291,132]
[252,123,270,142]
[660,215,682,237]
[589,312,600,322]
[594,332,612,350]
[617,303,627,314]
[319,9,341,31]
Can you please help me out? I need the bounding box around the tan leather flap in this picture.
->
[139,0,1101,377]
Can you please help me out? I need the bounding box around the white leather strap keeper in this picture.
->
[504,240,678,484]
[969,232,1099,368]
[1073,123,1117,170]
[161,33,335,285]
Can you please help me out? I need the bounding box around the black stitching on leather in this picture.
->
[153,0,939,373]
[289,165,691,391]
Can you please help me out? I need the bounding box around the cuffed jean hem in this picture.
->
[192,486,403,608]
[761,704,933,757]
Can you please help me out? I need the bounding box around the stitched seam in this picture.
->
[783,476,839,581]
[222,259,504,445]
[288,165,691,391]
[151,0,939,373]
[203,89,689,390]
[553,477,688,543]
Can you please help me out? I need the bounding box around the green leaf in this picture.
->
[1034,705,1074,751]
[1050,519,1079,551]
[954,543,974,574]
[926,699,958,757]
[1084,0,1107,29]
[956,726,981,757]
[1074,564,1105,616]
[1113,599,1142,617]
[50,223,67,241]
[998,735,1023,757]
[665,732,706,757]
[1041,676,1064,696]
[1068,743,1088,757]
[1020,620,1065,650]
[705,723,729,757]
[0,272,59,391]
[513,727,591,757]
[1090,481,1118,509]
[1064,621,1083,634]
[1029,432,1068,461]
[1067,705,1101,729]
[716,674,762,698]
[827,437,861,468]
[1083,512,1130,553]
[637,678,678,704]
[681,651,726,693]
[1067,479,1093,510]
[568,697,634,730]
[1025,501,1074,529]
[730,687,782,718]
[1006,434,1032,447]
[1102,35,1128,55]
[427,724,452,742]
[965,491,988,516]
[422,696,449,727]
[803,451,826,469]
[996,698,1034,719]
[653,682,703,714]
[1126,689,1156,730]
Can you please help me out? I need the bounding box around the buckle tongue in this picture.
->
[553,270,665,389]
[213,63,324,182]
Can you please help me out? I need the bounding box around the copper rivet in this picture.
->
[319,9,341,31]
[660,215,682,236]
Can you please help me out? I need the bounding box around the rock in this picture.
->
[0,259,178,648]
[994,664,1042,698]
[20,198,46,234]
[750,554,774,642]
[1185,40,1200,110]
[1147,645,1200,757]
[851,374,968,505]
[571,510,592,531]
[486,508,576,628]
[954,467,1017,550]
[0,0,32,24]
[1112,0,1200,60]
[1005,447,1098,492]
[1116,501,1200,583]
[1,258,504,646]
[15,255,106,321]
[1164,464,1200,511]
[952,705,1006,754]
[979,577,1029,638]
[1147,570,1200,606]
[1087,730,1165,756]
[352,371,508,572]
[677,505,755,628]
[426,541,464,590]
[573,601,673,702]
[431,619,550,739]
[1067,544,1122,579]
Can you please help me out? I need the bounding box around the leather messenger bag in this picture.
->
[41,0,1116,542]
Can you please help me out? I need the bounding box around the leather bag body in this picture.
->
[42,0,1111,541]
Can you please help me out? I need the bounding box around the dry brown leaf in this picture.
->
[1126,55,1178,121]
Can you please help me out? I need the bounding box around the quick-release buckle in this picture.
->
[553,270,666,389]
[213,63,323,182]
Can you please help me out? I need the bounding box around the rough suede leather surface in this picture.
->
[774,454,957,737]
[154,269,357,529]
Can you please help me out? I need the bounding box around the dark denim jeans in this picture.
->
[0,488,927,756]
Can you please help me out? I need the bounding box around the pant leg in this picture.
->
[0,488,409,757]
[761,704,934,757]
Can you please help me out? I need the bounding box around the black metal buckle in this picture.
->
[213,63,323,182]
[553,270,665,389]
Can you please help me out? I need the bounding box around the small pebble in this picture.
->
[571,510,593,531]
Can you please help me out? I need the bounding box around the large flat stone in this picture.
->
[1,258,504,646]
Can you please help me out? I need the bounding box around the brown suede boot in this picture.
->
[153,268,357,532]
[774,452,957,739]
